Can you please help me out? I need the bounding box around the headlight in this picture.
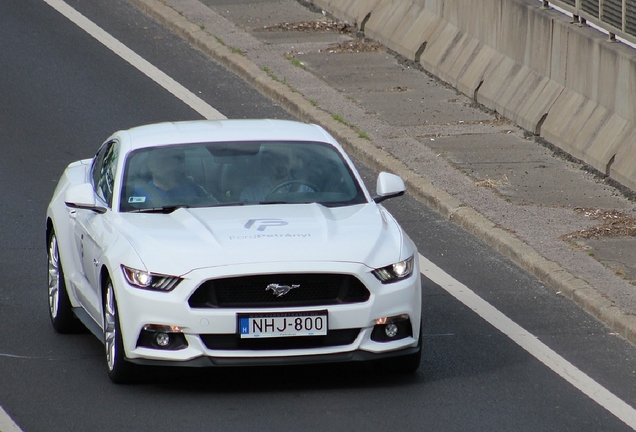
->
[121,265,182,292]
[372,255,414,283]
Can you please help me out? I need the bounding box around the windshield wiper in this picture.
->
[209,202,246,207]
[128,205,190,214]
[257,201,317,205]
[257,201,287,205]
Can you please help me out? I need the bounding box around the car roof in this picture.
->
[114,119,338,151]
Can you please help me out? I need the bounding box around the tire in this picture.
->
[104,278,136,384]
[48,231,84,334]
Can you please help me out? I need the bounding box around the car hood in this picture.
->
[115,203,404,275]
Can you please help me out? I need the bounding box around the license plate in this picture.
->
[238,311,328,338]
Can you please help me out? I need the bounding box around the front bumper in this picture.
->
[113,261,422,365]
[128,343,422,368]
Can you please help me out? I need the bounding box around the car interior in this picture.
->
[119,141,365,212]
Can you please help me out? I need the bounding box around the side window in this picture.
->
[90,141,119,207]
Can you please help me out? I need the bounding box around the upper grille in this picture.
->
[188,273,370,308]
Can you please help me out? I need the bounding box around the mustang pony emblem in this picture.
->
[266,283,300,297]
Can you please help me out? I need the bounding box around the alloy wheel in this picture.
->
[104,282,117,372]
[48,234,60,319]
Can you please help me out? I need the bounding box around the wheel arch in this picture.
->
[46,218,54,247]
[99,266,112,308]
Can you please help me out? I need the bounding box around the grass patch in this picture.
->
[261,66,280,82]
[285,54,305,69]
[332,113,346,124]
[330,114,369,140]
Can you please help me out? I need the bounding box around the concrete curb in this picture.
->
[129,0,636,346]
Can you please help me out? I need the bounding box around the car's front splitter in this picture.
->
[125,342,422,368]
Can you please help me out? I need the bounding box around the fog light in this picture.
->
[136,324,189,350]
[155,332,170,347]
[371,315,413,342]
[385,323,399,338]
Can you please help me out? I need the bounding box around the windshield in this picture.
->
[119,141,366,212]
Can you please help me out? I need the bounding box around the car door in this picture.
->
[72,140,119,323]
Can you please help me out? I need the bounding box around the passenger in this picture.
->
[131,148,206,205]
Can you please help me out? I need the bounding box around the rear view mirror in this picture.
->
[373,172,405,203]
[65,183,107,214]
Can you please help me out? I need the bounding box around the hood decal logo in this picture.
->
[245,219,288,232]
[266,283,300,297]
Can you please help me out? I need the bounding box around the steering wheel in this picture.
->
[265,179,319,201]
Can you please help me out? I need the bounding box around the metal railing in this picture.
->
[542,0,636,44]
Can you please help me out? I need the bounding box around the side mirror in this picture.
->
[65,183,107,214]
[373,172,406,203]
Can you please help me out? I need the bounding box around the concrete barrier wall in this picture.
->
[312,0,636,192]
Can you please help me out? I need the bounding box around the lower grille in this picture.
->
[200,329,361,350]
[189,273,370,308]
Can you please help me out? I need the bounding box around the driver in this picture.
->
[240,144,314,202]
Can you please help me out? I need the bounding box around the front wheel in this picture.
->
[104,278,136,383]
[48,231,83,333]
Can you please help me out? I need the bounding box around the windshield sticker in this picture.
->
[128,196,147,203]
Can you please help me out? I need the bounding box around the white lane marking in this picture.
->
[0,406,22,432]
[419,253,636,430]
[42,0,226,121]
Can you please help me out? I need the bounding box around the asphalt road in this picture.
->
[1,0,636,431]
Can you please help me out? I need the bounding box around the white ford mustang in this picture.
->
[46,119,422,383]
